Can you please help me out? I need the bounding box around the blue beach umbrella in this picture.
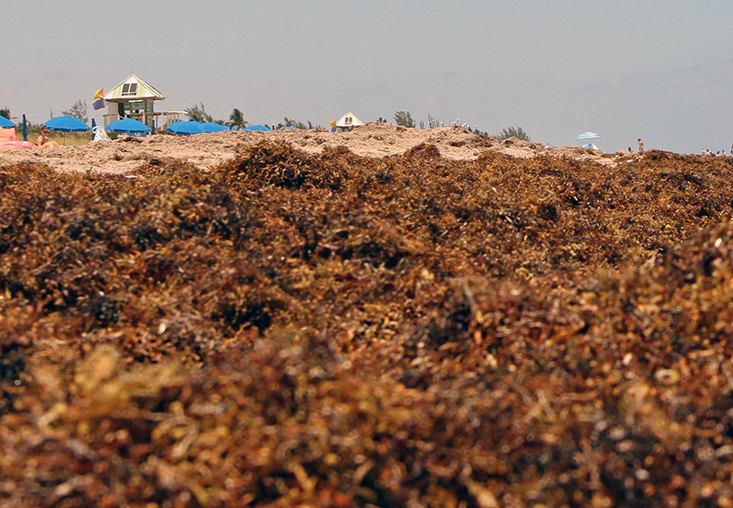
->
[243,124,271,132]
[45,116,90,132]
[106,118,151,134]
[167,121,205,135]
[201,122,231,133]
[574,131,600,141]
[0,115,14,128]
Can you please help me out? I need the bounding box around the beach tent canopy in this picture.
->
[167,121,205,135]
[0,116,13,128]
[106,118,151,134]
[44,116,90,132]
[103,74,166,102]
[201,122,232,133]
[335,111,364,128]
[243,124,271,132]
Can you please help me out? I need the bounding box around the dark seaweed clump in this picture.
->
[3,143,733,506]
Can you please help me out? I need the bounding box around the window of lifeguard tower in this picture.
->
[121,83,138,96]
[121,101,154,116]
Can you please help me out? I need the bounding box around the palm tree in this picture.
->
[394,111,416,128]
[185,103,213,123]
[228,108,246,131]
[497,126,530,141]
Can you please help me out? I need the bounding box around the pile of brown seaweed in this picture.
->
[3,142,733,506]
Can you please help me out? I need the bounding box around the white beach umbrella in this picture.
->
[574,132,601,141]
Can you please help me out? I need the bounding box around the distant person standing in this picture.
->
[637,138,644,153]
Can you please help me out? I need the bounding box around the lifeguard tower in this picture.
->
[102,74,185,130]
[335,111,364,132]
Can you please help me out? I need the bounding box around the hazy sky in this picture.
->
[4,1,733,153]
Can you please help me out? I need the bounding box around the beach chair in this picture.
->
[0,127,34,150]
[0,127,18,144]
[92,126,111,142]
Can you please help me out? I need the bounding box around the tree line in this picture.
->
[184,103,313,131]
[392,110,530,140]
[186,105,530,139]
[3,101,530,141]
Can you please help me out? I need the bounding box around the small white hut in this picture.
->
[335,111,364,132]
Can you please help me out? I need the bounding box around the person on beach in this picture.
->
[637,138,644,153]
[36,126,59,148]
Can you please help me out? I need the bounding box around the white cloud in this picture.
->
[609,75,651,90]
[0,85,20,100]
[421,94,441,107]
[38,69,73,82]
[574,74,652,94]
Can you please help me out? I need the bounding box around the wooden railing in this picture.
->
[103,111,186,129]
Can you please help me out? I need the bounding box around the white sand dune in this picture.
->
[0,123,626,174]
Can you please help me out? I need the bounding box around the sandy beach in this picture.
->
[0,123,626,174]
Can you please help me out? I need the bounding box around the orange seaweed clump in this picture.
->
[3,144,733,505]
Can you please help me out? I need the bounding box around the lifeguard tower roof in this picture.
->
[103,74,166,102]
